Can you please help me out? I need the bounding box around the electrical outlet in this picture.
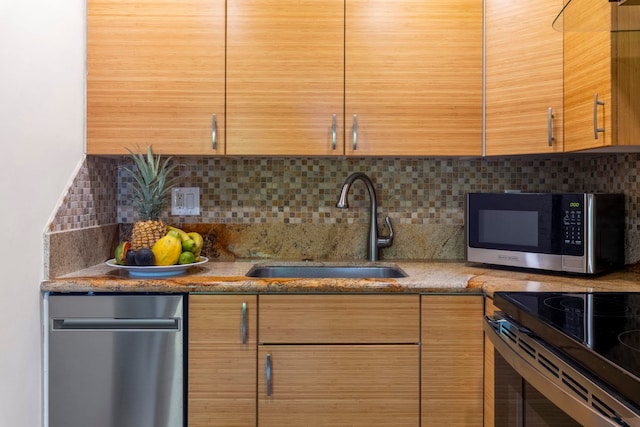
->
[172,187,200,216]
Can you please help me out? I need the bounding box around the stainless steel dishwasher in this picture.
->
[44,293,184,427]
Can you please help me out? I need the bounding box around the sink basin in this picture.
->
[245,264,407,279]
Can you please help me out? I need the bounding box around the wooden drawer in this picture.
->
[258,294,420,343]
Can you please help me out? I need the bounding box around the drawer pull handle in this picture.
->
[266,353,272,396]
[593,94,605,140]
[332,114,337,150]
[212,113,217,150]
[547,107,554,147]
[352,114,358,150]
[241,302,247,344]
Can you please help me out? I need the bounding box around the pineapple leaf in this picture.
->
[123,146,179,221]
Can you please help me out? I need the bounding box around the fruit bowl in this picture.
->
[105,257,208,278]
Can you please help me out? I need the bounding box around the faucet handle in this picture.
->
[377,216,394,249]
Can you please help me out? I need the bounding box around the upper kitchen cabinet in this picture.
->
[345,0,483,156]
[226,0,345,156]
[563,0,640,151]
[485,0,564,155]
[86,0,225,155]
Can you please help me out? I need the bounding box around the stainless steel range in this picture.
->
[485,292,640,427]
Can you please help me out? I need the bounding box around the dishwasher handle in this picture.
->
[52,318,181,331]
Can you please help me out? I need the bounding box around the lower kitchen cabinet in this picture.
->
[257,345,420,427]
[422,295,484,427]
[188,293,485,427]
[258,294,420,427]
[188,295,257,427]
[484,297,498,427]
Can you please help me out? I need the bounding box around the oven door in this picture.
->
[484,314,640,427]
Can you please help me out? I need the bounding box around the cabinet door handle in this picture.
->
[547,107,554,147]
[266,353,272,396]
[241,302,247,344]
[332,114,337,150]
[593,94,605,140]
[211,113,217,150]
[352,114,358,150]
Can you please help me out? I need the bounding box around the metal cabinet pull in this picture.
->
[266,353,272,396]
[52,318,179,331]
[331,114,337,150]
[211,113,217,149]
[352,114,358,150]
[593,94,605,140]
[241,302,247,344]
[547,107,554,147]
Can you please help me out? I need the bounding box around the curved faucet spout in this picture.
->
[336,172,393,261]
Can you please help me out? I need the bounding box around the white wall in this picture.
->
[0,1,85,426]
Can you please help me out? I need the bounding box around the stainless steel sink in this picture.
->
[245,264,407,279]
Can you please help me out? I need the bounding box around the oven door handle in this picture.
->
[484,317,639,427]
[485,314,534,335]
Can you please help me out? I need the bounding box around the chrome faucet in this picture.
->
[336,172,394,261]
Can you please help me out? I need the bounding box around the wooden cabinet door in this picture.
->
[345,0,482,156]
[87,0,225,155]
[257,294,420,426]
[226,0,344,156]
[563,0,614,152]
[258,345,420,427]
[485,0,564,155]
[563,1,640,152]
[188,295,257,427]
[484,297,497,427]
[617,28,640,147]
[422,295,484,427]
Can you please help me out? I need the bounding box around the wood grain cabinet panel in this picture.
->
[188,295,257,427]
[258,294,420,343]
[87,0,225,155]
[227,0,482,156]
[345,0,483,156]
[563,0,640,151]
[484,297,497,427]
[257,345,420,427]
[485,0,564,155]
[89,0,483,157]
[422,295,484,427]
[257,294,420,427]
[226,0,345,156]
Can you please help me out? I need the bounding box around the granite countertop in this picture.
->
[40,259,640,295]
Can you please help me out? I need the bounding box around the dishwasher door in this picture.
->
[45,294,184,427]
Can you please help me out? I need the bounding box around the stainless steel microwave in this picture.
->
[465,192,625,274]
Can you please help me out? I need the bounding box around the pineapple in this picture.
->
[123,146,178,250]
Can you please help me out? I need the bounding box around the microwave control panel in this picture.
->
[561,195,584,256]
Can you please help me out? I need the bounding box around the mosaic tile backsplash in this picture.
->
[48,153,640,265]
[48,156,119,232]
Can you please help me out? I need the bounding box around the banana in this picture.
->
[166,225,189,242]
[187,232,204,260]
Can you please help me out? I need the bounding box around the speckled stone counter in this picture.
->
[470,264,640,296]
[40,260,640,295]
[41,261,484,294]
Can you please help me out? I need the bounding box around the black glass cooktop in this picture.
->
[494,291,640,408]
